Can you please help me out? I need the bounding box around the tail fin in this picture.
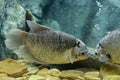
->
[5,29,27,49]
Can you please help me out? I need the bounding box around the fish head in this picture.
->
[71,39,89,60]
[94,42,112,63]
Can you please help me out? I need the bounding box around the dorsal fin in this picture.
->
[26,20,51,33]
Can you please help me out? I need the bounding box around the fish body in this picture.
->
[5,20,89,64]
[95,29,120,64]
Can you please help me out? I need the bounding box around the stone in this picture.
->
[42,19,61,31]
[21,0,50,18]
[16,76,29,80]
[84,71,101,80]
[0,58,27,77]
[17,59,32,66]
[0,73,8,77]
[108,0,120,8]
[100,63,120,77]
[0,77,16,80]
[47,0,98,41]
[46,75,60,80]
[59,70,85,80]
[28,75,46,80]
[103,75,120,80]
[76,68,98,73]
[37,68,49,76]
[0,0,25,60]
[23,68,39,76]
[48,68,61,77]
[2,4,25,37]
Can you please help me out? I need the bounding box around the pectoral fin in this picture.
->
[67,53,73,64]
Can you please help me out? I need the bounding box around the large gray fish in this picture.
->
[95,29,120,64]
[5,20,89,64]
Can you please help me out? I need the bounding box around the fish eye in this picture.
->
[106,54,111,59]
[78,41,80,44]
[95,52,98,55]
[81,52,85,55]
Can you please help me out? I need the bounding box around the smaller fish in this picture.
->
[5,20,89,64]
[95,29,120,64]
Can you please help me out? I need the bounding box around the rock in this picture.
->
[37,68,61,79]
[24,63,38,72]
[42,19,61,31]
[0,0,25,60]
[108,0,120,8]
[84,71,101,80]
[16,76,29,80]
[48,68,61,77]
[37,68,49,76]
[21,0,50,18]
[100,63,120,77]
[0,73,8,77]
[0,58,27,77]
[60,70,85,80]
[76,68,98,73]
[103,75,120,80]
[0,77,16,80]
[2,3,25,37]
[28,75,46,80]
[46,75,60,80]
[47,0,98,40]
[23,68,39,76]
[17,59,32,65]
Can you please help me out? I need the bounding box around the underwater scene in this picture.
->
[0,0,120,80]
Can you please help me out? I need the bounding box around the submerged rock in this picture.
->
[0,58,27,77]
[28,75,46,80]
[0,77,16,80]
[59,70,85,80]
[2,3,25,37]
[47,0,98,39]
[103,75,120,80]
[100,63,120,77]
[84,71,101,80]
[37,68,49,77]
[0,73,8,77]
[0,0,25,60]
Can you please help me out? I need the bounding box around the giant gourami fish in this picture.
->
[5,20,89,64]
[95,29,120,64]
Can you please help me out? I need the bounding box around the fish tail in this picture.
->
[5,29,27,49]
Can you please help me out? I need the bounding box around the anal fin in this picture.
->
[14,46,38,62]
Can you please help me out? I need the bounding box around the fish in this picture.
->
[95,29,120,64]
[5,20,89,64]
